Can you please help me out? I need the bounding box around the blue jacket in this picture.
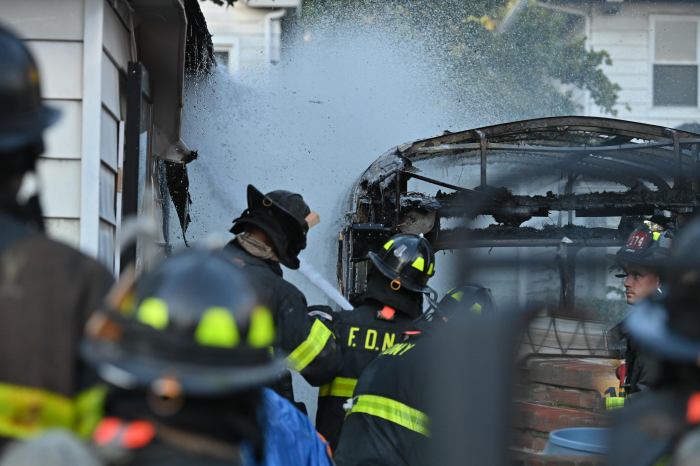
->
[244,388,333,466]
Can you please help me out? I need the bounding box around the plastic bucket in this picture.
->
[542,427,610,456]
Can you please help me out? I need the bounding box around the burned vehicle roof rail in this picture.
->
[338,116,700,304]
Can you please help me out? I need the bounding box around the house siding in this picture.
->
[577,2,700,127]
[1,0,132,272]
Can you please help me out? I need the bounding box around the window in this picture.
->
[214,49,230,68]
[653,18,699,107]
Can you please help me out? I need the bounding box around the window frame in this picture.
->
[213,36,241,75]
[650,15,700,111]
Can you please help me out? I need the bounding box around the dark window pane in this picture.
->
[214,50,230,67]
[654,65,698,106]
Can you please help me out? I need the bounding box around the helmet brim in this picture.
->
[368,251,430,294]
[625,300,700,365]
[0,105,60,152]
[82,339,288,397]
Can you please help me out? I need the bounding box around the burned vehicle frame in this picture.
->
[338,116,700,313]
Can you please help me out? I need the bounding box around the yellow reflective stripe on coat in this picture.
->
[319,377,357,398]
[287,319,333,372]
[0,383,107,439]
[349,394,430,436]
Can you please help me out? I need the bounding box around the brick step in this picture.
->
[526,358,621,395]
[523,383,603,410]
[513,401,608,434]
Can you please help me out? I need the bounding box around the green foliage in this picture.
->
[300,0,620,120]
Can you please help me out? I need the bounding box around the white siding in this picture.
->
[3,0,85,249]
[103,0,131,71]
[45,219,81,249]
[36,159,82,219]
[44,100,82,159]
[101,54,122,118]
[200,1,290,71]
[0,0,84,41]
[26,41,83,100]
[101,108,119,169]
[581,2,700,127]
[99,163,117,225]
[98,220,116,269]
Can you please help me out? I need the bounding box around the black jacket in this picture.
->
[608,387,700,466]
[334,332,431,466]
[0,214,113,397]
[315,297,418,450]
[223,242,340,390]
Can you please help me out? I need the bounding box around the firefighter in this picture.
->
[334,283,495,466]
[315,233,436,450]
[0,24,113,445]
[223,185,340,404]
[437,283,495,317]
[81,249,334,465]
[612,219,673,396]
[608,217,700,465]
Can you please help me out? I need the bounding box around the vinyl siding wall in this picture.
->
[0,0,133,271]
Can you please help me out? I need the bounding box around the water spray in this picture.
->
[297,261,354,311]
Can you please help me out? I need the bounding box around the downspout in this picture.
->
[264,8,287,64]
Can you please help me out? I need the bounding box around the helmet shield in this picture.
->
[368,234,435,293]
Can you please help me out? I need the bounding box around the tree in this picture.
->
[299,0,620,122]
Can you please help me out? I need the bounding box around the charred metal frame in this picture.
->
[339,116,700,305]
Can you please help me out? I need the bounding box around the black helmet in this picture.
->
[625,217,700,364]
[368,234,435,293]
[439,284,495,316]
[0,24,59,153]
[615,220,673,269]
[82,249,285,396]
[231,184,313,270]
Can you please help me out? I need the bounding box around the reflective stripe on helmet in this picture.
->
[412,256,425,272]
[383,239,395,250]
[471,303,483,314]
[427,262,434,276]
[137,298,169,330]
[287,319,333,372]
[349,394,430,436]
[319,377,357,398]
[0,383,106,439]
[248,306,275,348]
[195,307,240,348]
[451,291,464,302]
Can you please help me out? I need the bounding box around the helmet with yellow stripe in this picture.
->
[438,284,495,317]
[368,234,435,294]
[82,249,285,397]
